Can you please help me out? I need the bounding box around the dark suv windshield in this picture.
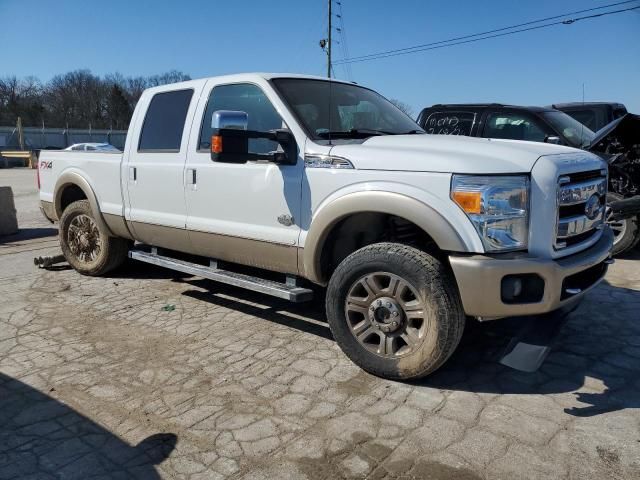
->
[271,78,422,141]
[542,111,595,148]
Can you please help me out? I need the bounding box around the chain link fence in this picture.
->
[0,126,127,151]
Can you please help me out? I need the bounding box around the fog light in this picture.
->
[501,274,545,304]
[502,277,523,300]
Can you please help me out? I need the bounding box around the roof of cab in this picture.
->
[143,73,355,94]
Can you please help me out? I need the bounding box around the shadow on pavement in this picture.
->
[421,279,640,418]
[0,227,57,244]
[0,373,177,478]
[100,256,640,419]
[182,278,333,341]
[179,275,639,418]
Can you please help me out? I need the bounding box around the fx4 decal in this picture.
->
[40,161,53,169]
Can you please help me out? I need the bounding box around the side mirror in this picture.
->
[211,110,249,131]
[544,135,561,145]
[210,110,297,165]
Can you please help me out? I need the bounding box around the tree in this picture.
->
[389,98,414,118]
[0,69,192,129]
[106,84,132,130]
[0,76,44,125]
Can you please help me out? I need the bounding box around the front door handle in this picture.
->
[129,166,137,182]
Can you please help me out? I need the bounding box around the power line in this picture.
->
[334,1,640,65]
[335,0,638,63]
[335,1,354,81]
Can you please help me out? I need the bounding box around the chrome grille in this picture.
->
[555,170,607,249]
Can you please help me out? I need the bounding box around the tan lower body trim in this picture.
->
[104,213,134,240]
[39,201,56,222]
[129,221,191,253]
[188,230,298,275]
[129,221,299,276]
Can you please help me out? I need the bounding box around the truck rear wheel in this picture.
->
[326,242,465,380]
[59,200,129,276]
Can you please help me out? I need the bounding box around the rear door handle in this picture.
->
[129,166,137,182]
[187,168,197,190]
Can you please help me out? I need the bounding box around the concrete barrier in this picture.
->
[0,186,18,236]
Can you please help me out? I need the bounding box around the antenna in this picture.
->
[581,82,585,144]
[327,0,332,78]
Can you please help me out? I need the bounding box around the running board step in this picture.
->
[128,250,314,302]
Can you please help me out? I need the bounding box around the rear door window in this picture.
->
[483,112,547,142]
[422,111,476,136]
[138,89,193,152]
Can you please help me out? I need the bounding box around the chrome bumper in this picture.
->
[449,227,613,319]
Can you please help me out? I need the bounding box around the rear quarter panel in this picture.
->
[39,150,124,218]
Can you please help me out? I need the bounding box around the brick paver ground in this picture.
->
[1,169,639,479]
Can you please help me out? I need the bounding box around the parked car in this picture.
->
[550,102,628,132]
[38,74,612,380]
[64,143,121,152]
[417,104,640,255]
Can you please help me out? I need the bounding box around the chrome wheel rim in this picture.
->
[606,206,627,246]
[67,214,101,263]
[345,272,426,358]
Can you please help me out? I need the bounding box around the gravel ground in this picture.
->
[1,168,639,479]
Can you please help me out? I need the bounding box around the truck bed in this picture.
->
[39,150,124,219]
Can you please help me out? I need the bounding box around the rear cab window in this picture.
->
[138,89,194,152]
[422,111,477,136]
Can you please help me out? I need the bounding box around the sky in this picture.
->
[1,0,639,115]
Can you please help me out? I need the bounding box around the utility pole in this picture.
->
[327,0,332,78]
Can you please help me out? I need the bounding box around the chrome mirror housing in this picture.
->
[211,110,248,130]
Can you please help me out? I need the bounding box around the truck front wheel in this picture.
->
[59,200,129,276]
[606,192,640,256]
[325,242,465,380]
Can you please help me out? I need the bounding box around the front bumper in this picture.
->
[449,227,613,319]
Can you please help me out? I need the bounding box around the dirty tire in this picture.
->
[607,192,640,256]
[326,242,465,380]
[59,200,129,276]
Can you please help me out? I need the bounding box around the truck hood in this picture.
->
[328,134,580,174]
[587,113,640,162]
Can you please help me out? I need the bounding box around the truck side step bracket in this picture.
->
[128,249,314,303]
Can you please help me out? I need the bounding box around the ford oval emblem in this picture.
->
[584,194,601,220]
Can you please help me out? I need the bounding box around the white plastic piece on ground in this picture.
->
[499,342,552,373]
[0,186,18,236]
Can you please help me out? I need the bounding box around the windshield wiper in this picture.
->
[317,128,392,139]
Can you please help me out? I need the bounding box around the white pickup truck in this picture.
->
[38,73,613,380]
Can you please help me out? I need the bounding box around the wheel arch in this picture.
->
[54,171,114,236]
[303,190,474,285]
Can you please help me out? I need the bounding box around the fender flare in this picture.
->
[54,171,114,236]
[303,190,471,284]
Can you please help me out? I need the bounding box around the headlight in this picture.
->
[451,175,529,252]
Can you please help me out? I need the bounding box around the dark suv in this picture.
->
[550,102,628,132]
[416,104,596,149]
[417,104,640,255]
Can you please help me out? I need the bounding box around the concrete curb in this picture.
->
[0,186,19,236]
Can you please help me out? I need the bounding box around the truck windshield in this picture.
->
[271,78,423,141]
[542,111,595,149]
